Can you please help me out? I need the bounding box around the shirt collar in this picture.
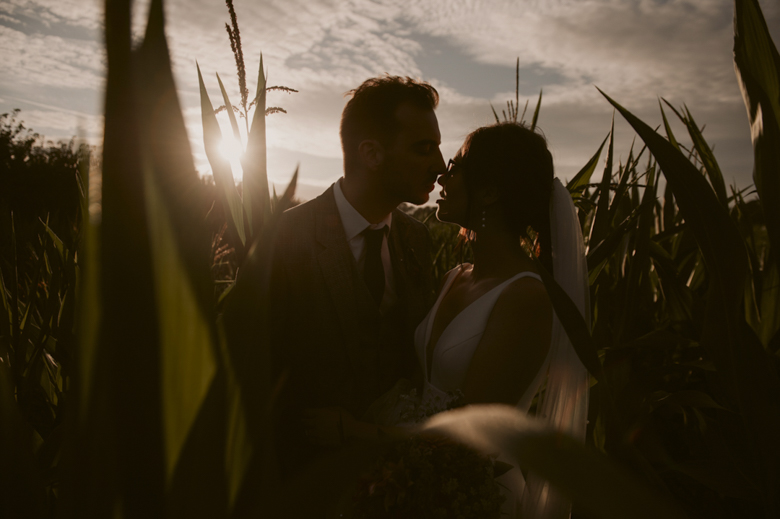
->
[333,178,392,240]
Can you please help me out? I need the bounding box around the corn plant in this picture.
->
[0,112,88,517]
[198,0,297,273]
[419,3,779,517]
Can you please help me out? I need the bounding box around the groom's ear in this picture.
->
[358,139,384,169]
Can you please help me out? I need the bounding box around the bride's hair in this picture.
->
[460,122,555,274]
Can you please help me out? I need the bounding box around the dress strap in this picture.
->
[502,271,543,286]
[424,266,463,347]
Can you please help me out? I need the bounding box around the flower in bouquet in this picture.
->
[352,435,509,519]
[398,388,466,425]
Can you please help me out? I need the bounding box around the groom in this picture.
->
[271,76,445,472]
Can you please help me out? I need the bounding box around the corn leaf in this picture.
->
[135,2,230,512]
[489,102,500,124]
[734,0,780,269]
[0,262,11,341]
[670,105,729,207]
[198,63,247,252]
[9,212,19,358]
[530,89,542,130]
[605,143,637,228]
[567,132,609,192]
[137,7,216,325]
[587,210,641,271]
[220,171,298,513]
[39,218,65,260]
[587,112,615,250]
[76,215,100,417]
[217,73,242,146]
[533,256,603,382]
[600,87,780,514]
[0,357,48,518]
[243,53,270,242]
[617,167,656,342]
[759,263,780,347]
[142,167,217,483]
[221,342,253,512]
[100,0,166,513]
[276,166,299,214]
[663,176,676,233]
[659,99,680,150]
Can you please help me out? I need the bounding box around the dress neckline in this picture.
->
[423,264,542,382]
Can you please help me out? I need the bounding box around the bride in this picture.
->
[304,122,590,518]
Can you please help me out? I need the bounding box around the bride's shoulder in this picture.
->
[446,263,472,281]
[449,263,471,274]
[498,273,551,311]
[435,264,469,293]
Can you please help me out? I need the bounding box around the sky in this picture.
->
[1,0,778,202]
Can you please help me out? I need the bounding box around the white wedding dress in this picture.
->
[414,263,552,518]
[365,179,588,519]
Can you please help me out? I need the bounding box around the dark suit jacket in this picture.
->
[270,184,434,471]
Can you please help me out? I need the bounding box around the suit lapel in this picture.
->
[315,186,372,376]
[389,211,430,326]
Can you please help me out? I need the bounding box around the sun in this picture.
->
[218,136,244,163]
[218,136,244,180]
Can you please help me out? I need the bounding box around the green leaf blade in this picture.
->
[734,0,780,269]
[217,72,243,146]
[243,53,270,242]
[567,132,609,193]
[198,63,247,249]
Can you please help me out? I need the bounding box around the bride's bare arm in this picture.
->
[462,277,553,406]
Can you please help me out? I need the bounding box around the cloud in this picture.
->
[2,0,774,197]
[0,25,103,90]
[13,108,103,140]
[1,0,102,30]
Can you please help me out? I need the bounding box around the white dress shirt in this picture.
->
[333,179,397,312]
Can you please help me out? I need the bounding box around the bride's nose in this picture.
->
[437,174,446,187]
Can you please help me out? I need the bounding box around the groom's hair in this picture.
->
[340,75,439,166]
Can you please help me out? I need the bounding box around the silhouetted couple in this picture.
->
[271,75,590,518]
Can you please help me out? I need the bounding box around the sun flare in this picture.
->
[218,137,244,163]
[218,137,244,180]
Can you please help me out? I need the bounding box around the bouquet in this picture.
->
[351,435,510,519]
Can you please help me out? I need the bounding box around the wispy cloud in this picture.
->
[2,0,102,30]
[1,0,776,194]
[0,25,103,89]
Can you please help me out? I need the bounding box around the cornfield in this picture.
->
[1,0,778,518]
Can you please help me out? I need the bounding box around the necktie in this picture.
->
[363,227,386,306]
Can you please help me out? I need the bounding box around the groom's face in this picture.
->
[377,102,445,205]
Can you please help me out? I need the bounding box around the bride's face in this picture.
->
[435,150,469,226]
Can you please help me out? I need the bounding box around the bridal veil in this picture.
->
[521,177,591,519]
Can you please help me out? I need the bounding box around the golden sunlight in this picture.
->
[218,135,243,164]
[218,136,244,180]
